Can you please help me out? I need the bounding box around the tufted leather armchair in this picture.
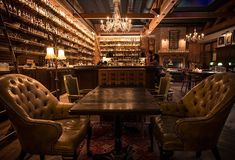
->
[149,73,235,160]
[0,74,92,160]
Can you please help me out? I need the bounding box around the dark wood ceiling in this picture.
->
[62,0,235,35]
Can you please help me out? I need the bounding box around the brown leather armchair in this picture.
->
[0,74,92,160]
[149,73,235,160]
[64,75,92,103]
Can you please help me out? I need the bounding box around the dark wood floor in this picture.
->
[0,82,235,160]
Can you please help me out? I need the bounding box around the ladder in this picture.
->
[0,0,19,73]
[0,0,17,147]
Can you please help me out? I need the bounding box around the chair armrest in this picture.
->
[68,94,84,99]
[20,118,62,152]
[79,89,92,95]
[52,102,78,120]
[175,117,223,147]
[160,102,187,117]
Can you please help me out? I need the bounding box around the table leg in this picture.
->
[188,74,192,91]
[114,115,122,153]
[93,115,132,160]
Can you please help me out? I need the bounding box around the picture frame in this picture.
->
[232,30,235,44]
[217,36,225,47]
[226,32,232,45]
[169,30,179,49]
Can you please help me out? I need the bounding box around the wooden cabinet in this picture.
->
[99,36,142,65]
[0,0,95,66]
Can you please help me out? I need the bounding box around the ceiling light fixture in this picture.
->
[186,28,204,42]
[100,0,132,32]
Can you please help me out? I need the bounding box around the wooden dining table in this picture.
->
[69,87,161,159]
[187,71,216,90]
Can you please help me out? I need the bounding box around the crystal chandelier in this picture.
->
[100,0,132,32]
[186,28,204,42]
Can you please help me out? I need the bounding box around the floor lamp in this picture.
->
[45,47,66,100]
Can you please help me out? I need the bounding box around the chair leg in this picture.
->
[87,119,92,156]
[181,81,185,92]
[73,151,78,160]
[159,147,174,160]
[148,117,154,152]
[196,151,201,159]
[40,155,45,160]
[212,146,221,160]
[18,149,27,160]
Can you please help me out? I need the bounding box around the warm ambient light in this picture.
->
[210,62,214,66]
[57,49,66,60]
[45,47,56,59]
[186,28,204,43]
[217,62,223,66]
[100,0,132,32]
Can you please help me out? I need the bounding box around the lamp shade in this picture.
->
[57,49,66,60]
[45,47,56,59]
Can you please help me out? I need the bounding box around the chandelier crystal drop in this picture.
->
[186,28,204,42]
[100,0,132,32]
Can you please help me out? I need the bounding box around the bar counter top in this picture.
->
[73,65,161,69]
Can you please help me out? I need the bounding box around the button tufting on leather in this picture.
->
[43,100,48,106]
[16,99,21,105]
[202,92,206,97]
[18,78,23,83]
[27,78,32,82]
[223,88,228,93]
[10,79,16,85]
[11,88,16,95]
[26,86,30,91]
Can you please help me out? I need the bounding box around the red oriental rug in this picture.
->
[77,123,159,160]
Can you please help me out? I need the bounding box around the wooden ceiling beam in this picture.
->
[144,0,179,35]
[204,17,235,34]
[78,13,154,19]
[98,31,141,36]
[165,11,235,20]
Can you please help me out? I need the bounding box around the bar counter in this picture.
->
[73,65,161,89]
[2,65,161,96]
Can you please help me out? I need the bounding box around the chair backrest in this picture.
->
[158,75,171,97]
[0,74,59,121]
[64,75,79,95]
[182,73,235,118]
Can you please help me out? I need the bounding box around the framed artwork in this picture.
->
[226,32,232,45]
[217,36,225,47]
[232,30,235,44]
[169,30,179,49]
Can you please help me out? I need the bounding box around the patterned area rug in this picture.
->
[78,123,159,160]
